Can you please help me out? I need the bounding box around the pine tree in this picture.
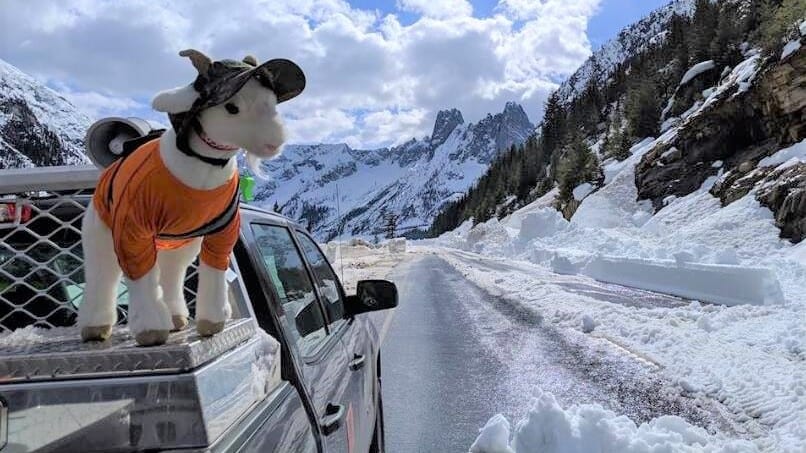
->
[668,13,690,70]
[756,0,806,54]
[625,77,661,139]
[690,0,719,62]
[272,201,281,213]
[710,6,743,67]
[558,132,599,201]
[542,92,567,155]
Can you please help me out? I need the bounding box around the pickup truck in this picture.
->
[0,165,397,453]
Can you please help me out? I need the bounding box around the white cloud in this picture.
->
[396,0,473,19]
[0,0,602,147]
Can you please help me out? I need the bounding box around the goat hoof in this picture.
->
[81,325,112,342]
[196,319,225,337]
[171,315,189,331]
[135,329,169,346]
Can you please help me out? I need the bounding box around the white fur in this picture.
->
[76,203,121,329]
[157,237,202,319]
[195,261,232,324]
[127,265,174,333]
[152,85,200,114]
[79,74,287,341]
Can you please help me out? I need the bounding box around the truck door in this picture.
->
[294,233,376,452]
[249,223,354,453]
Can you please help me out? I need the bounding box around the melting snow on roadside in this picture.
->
[470,390,759,453]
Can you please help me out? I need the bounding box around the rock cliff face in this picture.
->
[636,42,805,243]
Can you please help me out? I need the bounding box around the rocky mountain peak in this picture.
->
[430,108,465,147]
[0,58,91,169]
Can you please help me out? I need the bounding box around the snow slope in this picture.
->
[0,58,91,168]
[255,102,534,240]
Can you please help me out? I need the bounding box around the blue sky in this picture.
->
[1,0,672,148]
[349,0,669,48]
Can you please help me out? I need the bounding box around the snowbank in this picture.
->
[325,241,340,264]
[466,218,513,254]
[387,237,407,253]
[680,60,716,85]
[517,209,569,243]
[349,237,375,248]
[581,255,785,306]
[470,391,758,453]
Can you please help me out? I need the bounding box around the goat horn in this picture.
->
[243,55,258,66]
[179,49,212,74]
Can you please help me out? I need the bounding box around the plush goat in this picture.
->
[78,49,305,346]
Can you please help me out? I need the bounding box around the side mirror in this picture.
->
[345,280,398,317]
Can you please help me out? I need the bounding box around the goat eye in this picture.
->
[225,103,239,114]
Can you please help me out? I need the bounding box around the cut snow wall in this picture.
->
[388,238,407,253]
[581,256,784,306]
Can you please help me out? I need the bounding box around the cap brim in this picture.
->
[259,59,306,103]
[205,58,306,108]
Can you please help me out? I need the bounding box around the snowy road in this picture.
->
[381,252,741,452]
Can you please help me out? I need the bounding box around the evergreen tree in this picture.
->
[272,201,281,213]
[625,77,661,139]
[557,132,599,202]
[756,0,806,54]
[710,7,743,67]
[668,13,690,69]
[603,110,632,161]
[542,92,567,155]
[690,0,719,63]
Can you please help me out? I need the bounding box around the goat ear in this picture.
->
[151,85,200,113]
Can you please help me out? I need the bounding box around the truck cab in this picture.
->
[0,165,396,452]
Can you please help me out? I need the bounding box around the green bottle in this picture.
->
[240,175,255,202]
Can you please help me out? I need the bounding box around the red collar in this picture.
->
[197,128,240,152]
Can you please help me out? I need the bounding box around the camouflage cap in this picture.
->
[191,57,306,109]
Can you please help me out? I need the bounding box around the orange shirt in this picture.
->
[94,139,240,280]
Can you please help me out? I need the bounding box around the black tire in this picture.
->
[369,379,385,453]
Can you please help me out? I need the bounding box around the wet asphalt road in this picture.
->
[381,253,733,453]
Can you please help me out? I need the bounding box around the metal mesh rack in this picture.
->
[0,167,201,332]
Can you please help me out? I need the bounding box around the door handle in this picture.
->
[321,403,345,436]
[349,354,366,371]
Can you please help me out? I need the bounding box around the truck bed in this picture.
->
[0,318,256,383]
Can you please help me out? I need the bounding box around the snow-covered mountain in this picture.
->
[556,0,697,104]
[0,58,91,169]
[255,102,534,240]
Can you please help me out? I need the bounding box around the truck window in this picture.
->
[296,233,346,329]
[250,224,328,357]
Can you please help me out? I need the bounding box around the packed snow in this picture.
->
[680,60,716,85]
[470,390,759,453]
[581,256,784,306]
